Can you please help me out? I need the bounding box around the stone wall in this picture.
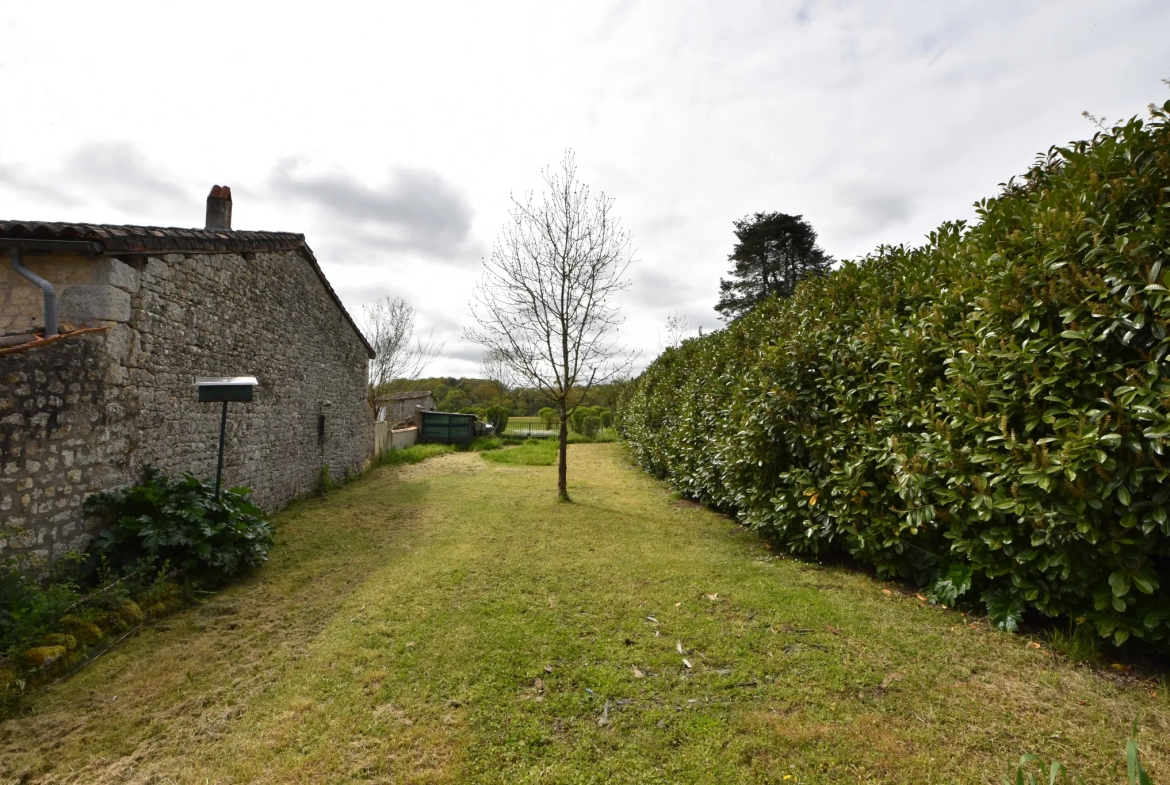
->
[0,248,372,563]
[1,335,114,560]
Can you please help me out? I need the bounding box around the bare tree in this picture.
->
[467,151,635,500]
[480,349,511,408]
[362,296,444,420]
[659,311,693,352]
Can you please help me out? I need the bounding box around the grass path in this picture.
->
[1,444,1167,784]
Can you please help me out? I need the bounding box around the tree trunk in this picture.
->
[558,410,569,501]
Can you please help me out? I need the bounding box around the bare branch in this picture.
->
[361,296,445,419]
[657,311,692,353]
[480,349,512,408]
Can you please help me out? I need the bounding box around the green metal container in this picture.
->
[418,410,476,445]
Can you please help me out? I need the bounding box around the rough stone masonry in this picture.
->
[0,189,374,564]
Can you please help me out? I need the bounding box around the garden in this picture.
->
[3,94,1170,785]
[2,444,1165,783]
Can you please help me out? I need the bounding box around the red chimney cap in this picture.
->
[208,185,232,200]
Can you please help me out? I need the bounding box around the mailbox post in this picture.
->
[195,376,257,500]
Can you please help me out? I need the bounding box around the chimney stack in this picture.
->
[205,185,232,231]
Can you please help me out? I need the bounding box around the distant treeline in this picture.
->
[382,377,627,418]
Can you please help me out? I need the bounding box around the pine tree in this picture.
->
[714,212,832,321]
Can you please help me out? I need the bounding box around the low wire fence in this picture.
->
[501,421,556,439]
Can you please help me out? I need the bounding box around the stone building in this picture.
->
[0,187,375,563]
[375,390,434,424]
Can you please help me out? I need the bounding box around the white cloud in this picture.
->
[0,0,1167,377]
[267,160,478,263]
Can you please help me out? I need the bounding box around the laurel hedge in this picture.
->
[619,102,1170,646]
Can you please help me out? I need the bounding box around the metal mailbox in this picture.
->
[195,376,257,499]
[195,376,257,403]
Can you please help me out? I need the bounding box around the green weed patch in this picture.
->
[481,438,558,465]
[374,443,456,467]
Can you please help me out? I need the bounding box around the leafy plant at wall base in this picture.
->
[619,101,1170,651]
[0,554,186,704]
[84,466,274,585]
[314,465,334,496]
[0,559,80,660]
[1,676,27,714]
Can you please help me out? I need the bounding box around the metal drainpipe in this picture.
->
[2,239,105,337]
[10,247,58,336]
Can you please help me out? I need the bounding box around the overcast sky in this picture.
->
[2,1,1168,377]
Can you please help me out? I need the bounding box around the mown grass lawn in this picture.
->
[1,444,1167,784]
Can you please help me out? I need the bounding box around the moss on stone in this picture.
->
[92,611,128,634]
[118,600,144,624]
[134,582,186,618]
[58,615,104,646]
[37,633,78,651]
[22,645,67,670]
